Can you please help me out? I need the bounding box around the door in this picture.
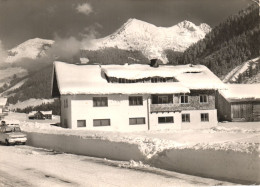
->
[253,103,260,121]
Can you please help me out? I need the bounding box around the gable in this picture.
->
[52,67,60,98]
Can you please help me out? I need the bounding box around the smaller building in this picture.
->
[217,84,260,122]
[28,111,52,120]
[0,97,8,120]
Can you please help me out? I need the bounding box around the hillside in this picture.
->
[84,18,211,63]
[167,4,259,78]
[223,56,260,83]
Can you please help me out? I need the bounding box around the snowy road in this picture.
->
[0,145,235,187]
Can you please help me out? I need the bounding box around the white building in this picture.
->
[52,61,225,131]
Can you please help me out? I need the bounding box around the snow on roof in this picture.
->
[102,64,225,90]
[220,84,260,100]
[0,98,7,106]
[102,64,202,79]
[28,111,37,116]
[53,61,224,95]
[28,111,52,116]
[41,111,52,115]
[174,66,226,90]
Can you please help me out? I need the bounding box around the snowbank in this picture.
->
[25,131,260,184]
[150,145,260,184]
[21,124,260,184]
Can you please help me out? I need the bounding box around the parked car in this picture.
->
[0,124,27,145]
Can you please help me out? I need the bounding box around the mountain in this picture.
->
[0,38,55,101]
[223,56,260,83]
[168,4,259,78]
[84,18,211,63]
[6,38,54,63]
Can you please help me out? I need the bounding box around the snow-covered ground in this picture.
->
[3,112,260,184]
[0,145,235,187]
[8,98,55,110]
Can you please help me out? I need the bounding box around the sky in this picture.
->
[0,0,253,49]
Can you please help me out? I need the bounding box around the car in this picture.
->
[0,124,27,145]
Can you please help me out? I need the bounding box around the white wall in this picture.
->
[181,109,218,130]
[149,109,217,130]
[150,112,182,130]
[69,94,149,131]
[61,94,218,131]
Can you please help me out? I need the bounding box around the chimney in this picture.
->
[150,59,159,68]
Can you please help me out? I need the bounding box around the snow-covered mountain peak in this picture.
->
[84,18,211,64]
[6,38,54,63]
[199,23,211,33]
[176,20,198,31]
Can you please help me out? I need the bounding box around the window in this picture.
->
[201,113,209,122]
[129,118,145,125]
[200,95,208,103]
[93,119,110,127]
[77,120,86,127]
[182,114,190,122]
[151,77,159,83]
[129,96,143,106]
[152,95,173,104]
[158,116,174,123]
[63,119,68,128]
[180,95,189,104]
[93,97,108,107]
[158,96,169,104]
[64,99,68,108]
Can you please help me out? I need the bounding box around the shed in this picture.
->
[217,84,260,121]
[28,111,52,120]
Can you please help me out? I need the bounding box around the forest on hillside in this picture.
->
[7,65,53,104]
[166,4,259,77]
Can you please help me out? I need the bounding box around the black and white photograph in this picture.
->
[0,0,259,186]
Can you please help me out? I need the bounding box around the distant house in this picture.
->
[28,111,52,120]
[51,61,225,131]
[0,97,8,120]
[217,84,260,122]
[42,111,52,119]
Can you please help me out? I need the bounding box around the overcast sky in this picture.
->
[0,0,253,49]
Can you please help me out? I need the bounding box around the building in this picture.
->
[52,61,225,131]
[217,84,260,122]
[0,97,8,120]
[28,111,52,120]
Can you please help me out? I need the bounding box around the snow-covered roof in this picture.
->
[41,111,52,115]
[53,61,225,96]
[28,111,52,116]
[0,97,7,106]
[28,111,37,116]
[220,84,260,101]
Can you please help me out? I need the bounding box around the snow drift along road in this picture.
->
[25,131,260,184]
